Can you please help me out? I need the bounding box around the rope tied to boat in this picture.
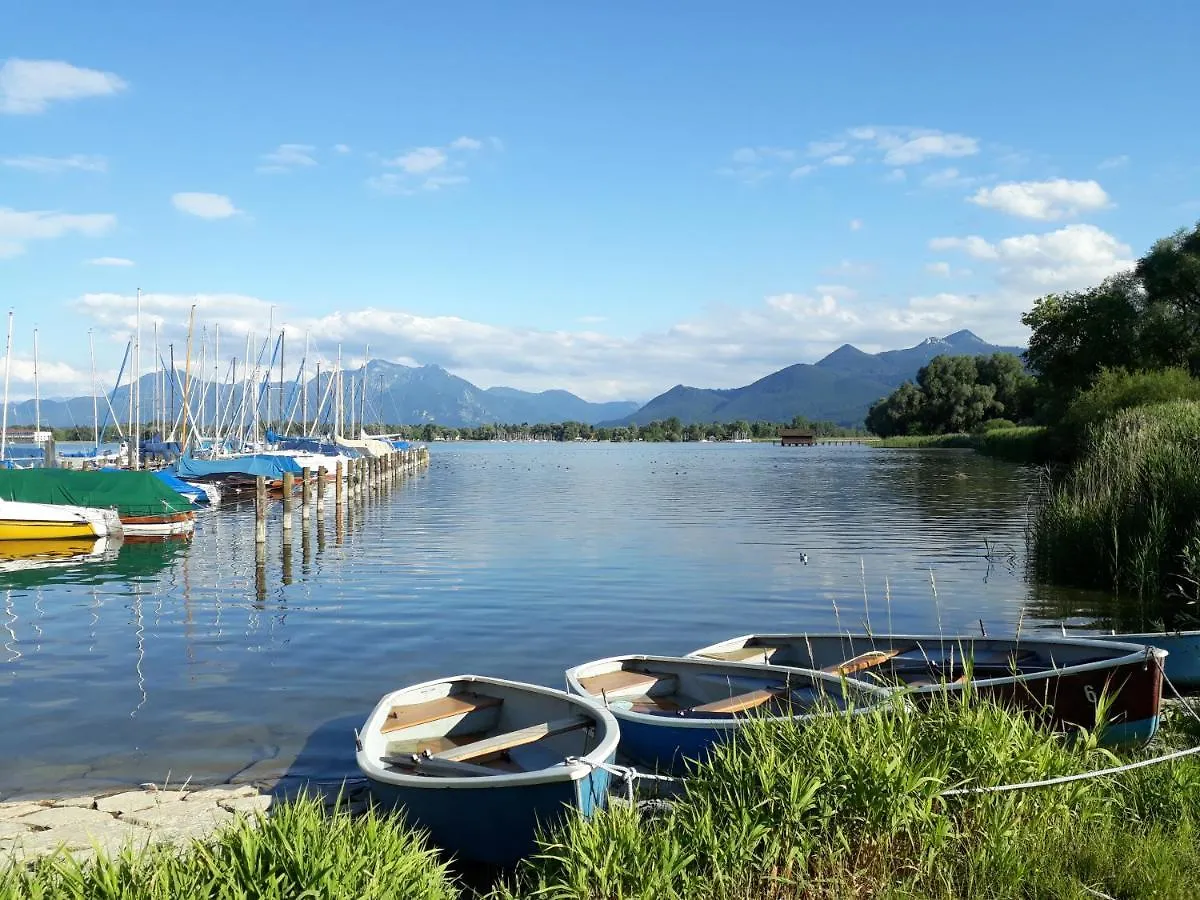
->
[941,670,1200,797]
[565,756,682,803]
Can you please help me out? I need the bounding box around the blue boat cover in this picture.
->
[152,469,205,501]
[266,432,345,456]
[175,453,302,480]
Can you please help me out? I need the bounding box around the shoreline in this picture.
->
[0,777,370,866]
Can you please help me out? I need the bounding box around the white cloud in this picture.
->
[789,165,815,179]
[87,256,134,267]
[925,261,970,278]
[922,167,977,189]
[930,223,1132,291]
[0,58,127,114]
[723,127,980,186]
[806,140,846,158]
[387,146,447,174]
[171,192,240,219]
[849,219,863,231]
[879,130,978,166]
[333,143,351,153]
[371,136,497,195]
[885,169,906,183]
[257,143,317,173]
[1097,155,1129,170]
[969,178,1111,220]
[2,154,106,173]
[0,207,115,258]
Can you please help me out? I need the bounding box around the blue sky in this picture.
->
[2,1,1198,401]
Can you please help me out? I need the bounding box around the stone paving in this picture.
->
[0,780,372,868]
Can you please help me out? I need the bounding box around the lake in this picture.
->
[0,442,1106,798]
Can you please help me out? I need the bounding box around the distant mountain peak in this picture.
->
[918,336,949,346]
[944,329,988,345]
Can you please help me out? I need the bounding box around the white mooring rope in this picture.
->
[942,669,1200,797]
[565,756,682,802]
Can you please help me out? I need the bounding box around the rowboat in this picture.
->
[356,675,620,865]
[1086,630,1200,691]
[564,655,894,773]
[690,633,1166,746]
[0,498,121,540]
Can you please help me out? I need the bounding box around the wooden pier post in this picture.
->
[335,461,344,508]
[255,541,267,603]
[255,475,267,544]
[301,467,311,514]
[316,466,326,514]
[282,471,294,534]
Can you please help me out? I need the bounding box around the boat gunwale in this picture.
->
[356,674,620,790]
[686,633,1167,693]
[564,653,897,730]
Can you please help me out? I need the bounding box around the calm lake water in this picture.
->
[0,442,1113,798]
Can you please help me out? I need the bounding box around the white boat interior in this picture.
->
[362,677,610,778]
[569,655,888,719]
[691,634,1154,687]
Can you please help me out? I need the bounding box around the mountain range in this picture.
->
[5,330,1021,430]
[609,330,1024,427]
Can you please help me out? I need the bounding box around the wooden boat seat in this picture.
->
[385,732,486,757]
[692,687,785,714]
[699,646,774,662]
[434,714,593,764]
[578,668,676,698]
[824,647,912,676]
[380,691,502,735]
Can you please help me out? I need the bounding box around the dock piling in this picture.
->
[301,467,311,514]
[254,475,267,544]
[282,472,294,533]
[335,461,344,508]
[316,466,326,514]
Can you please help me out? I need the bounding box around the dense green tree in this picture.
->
[916,356,996,433]
[1023,223,1200,416]
[865,382,925,437]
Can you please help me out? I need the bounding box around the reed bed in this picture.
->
[874,427,1048,464]
[1032,400,1200,599]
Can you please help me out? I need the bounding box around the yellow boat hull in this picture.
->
[0,519,99,541]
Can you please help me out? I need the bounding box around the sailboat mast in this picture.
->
[32,327,40,440]
[181,304,197,454]
[132,287,141,469]
[336,345,343,437]
[89,329,99,450]
[1,310,13,462]
[278,327,284,437]
[152,322,160,439]
[301,331,309,434]
[359,344,368,436]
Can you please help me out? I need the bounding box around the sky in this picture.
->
[1,1,1198,403]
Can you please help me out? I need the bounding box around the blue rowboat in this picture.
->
[564,654,894,774]
[1085,630,1200,691]
[356,675,620,865]
[689,633,1166,747]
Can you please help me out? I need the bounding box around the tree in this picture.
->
[865,381,925,437]
[975,352,1035,421]
[916,356,996,434]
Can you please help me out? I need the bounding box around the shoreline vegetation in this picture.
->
[6,695,1200,899]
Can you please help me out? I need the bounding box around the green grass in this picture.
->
[874,427,1049,464]
[8,698,1200,899]
[492,694,1200,899]
[0,794,456,900]
[1032,399,1200,599]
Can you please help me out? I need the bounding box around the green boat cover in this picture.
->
[0,469,193,518]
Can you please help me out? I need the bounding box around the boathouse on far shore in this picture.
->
[779,428,815,447]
